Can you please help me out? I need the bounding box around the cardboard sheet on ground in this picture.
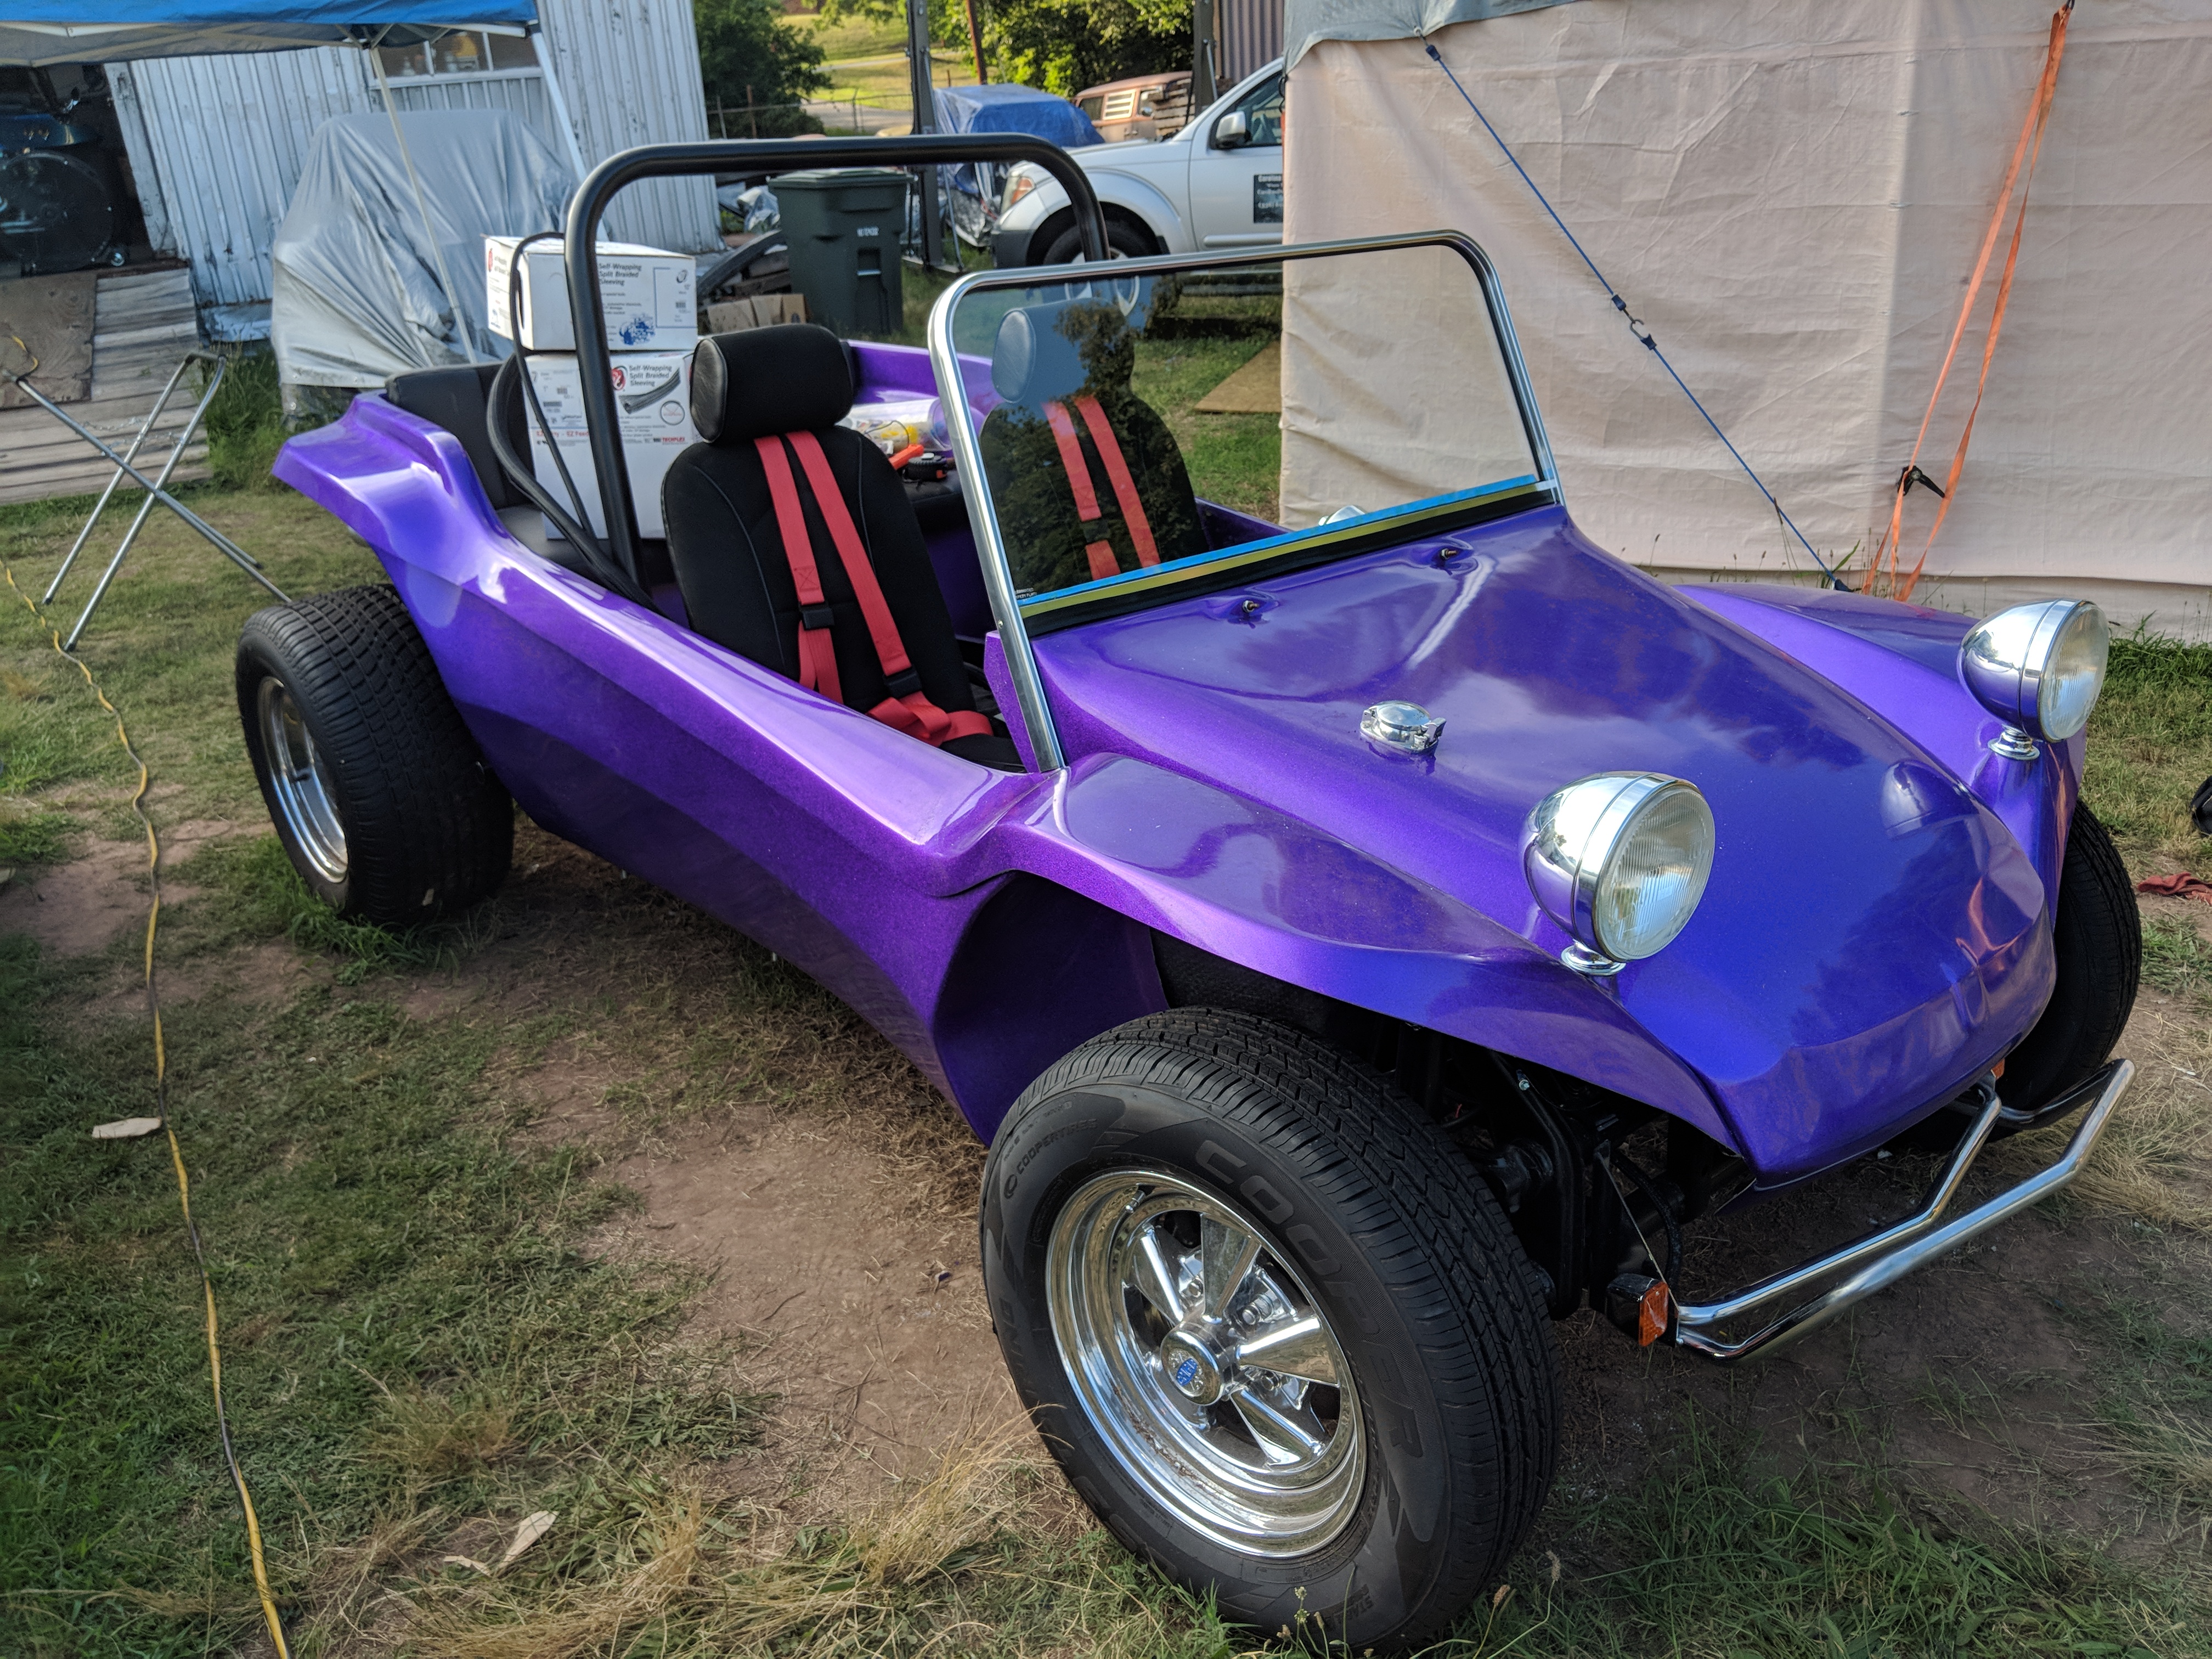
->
[0,272,98,408]
[1283,0,2212,635]
[270,108,572,391]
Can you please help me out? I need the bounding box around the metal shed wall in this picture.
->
[109,0,718,336]
[1222,0,1286,83]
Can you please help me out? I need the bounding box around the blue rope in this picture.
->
[1424,41,1838,585]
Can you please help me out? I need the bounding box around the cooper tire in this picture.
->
[2001,802,2140,1119]
[236,585,511,929]
[980,1008,1560,1650]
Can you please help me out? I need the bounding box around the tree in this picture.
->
[816,0,1192,97]
[694,0,833,134]
[986,0,1190,95]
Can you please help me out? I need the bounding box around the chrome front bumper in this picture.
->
[1672,1059,2132,1362]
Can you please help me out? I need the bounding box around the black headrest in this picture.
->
[990,301,1135,408]
[690,323,854,444]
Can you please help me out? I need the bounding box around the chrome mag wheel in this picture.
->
[256,674,348,883]
[1046,1166,1363,1556]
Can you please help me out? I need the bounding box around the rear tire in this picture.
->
[980,1009,1560,1650]
[237,585,510,929]
[2002,802,2140,1116]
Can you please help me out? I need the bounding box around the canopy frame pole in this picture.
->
[367,30,483,364]
[528,21,590,182]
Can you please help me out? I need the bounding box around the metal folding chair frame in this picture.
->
[7,348,286,648]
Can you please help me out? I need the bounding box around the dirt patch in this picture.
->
[594,1107,1013,1517]
[1,836,154,956]
[0,815,242,958]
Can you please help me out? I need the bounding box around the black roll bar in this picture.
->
[563,136,1109,591]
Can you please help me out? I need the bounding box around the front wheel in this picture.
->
[2000,800,2141,1119]
[981,1009,1561,1650]
[1040,219,1153,264]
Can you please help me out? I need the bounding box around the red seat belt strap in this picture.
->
[781,431,991,747]
[1043,399,1121,583]
[1072,394,1159,567]
[754,435,842,706]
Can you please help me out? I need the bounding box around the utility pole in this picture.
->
[1192,0,1218,109]
[963,0,987,83]
[905,0,946,270]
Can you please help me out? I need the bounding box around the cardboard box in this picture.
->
[486,236,696,352]
[521,351,697,542]
[703,292,810,334]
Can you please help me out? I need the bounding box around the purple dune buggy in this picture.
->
[240,137,2138,1646]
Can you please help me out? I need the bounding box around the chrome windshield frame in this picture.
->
[923,230,1561,775]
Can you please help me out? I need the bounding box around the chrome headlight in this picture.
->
[1523,773,1715,974]
[1959,599,2108,749]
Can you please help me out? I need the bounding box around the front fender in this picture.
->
[988,754,1734,1147]
[1000,170,1191,254]
[1685,585,2080,915]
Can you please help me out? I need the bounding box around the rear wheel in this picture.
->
[2001,802,2140,1118]
[237,585,511,928]
[981,1009,1560,1650]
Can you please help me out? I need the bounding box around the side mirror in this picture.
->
[1213,110,1249,149]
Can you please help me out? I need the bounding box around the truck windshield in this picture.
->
[940,241,1546,634]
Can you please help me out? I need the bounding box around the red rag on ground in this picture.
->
[2134,873,2212,904]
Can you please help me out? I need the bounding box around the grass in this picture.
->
[6,477,2212,1653]
[2081,632,2212,880]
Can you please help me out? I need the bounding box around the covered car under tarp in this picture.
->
[1279,0,2212,636]
[270,106,572,406]
[933,82,1103,246]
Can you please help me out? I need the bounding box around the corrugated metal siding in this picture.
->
[1222,0,1286,83]
[108,0,719,326]
[537,0,718,250]
[114,47,359,309]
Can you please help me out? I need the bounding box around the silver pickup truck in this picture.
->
[992,60,1286,265]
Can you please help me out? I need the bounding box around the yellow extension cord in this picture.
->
[4,560,292,1658]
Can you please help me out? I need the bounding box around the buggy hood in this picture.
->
[1026,504,2063,1182]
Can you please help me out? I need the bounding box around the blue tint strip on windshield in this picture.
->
[1018,477,1541,608]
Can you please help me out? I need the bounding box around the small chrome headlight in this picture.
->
[1959,599,2108,752]
[1523,773,1715,974]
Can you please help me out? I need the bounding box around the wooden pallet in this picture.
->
[0,268,210,506]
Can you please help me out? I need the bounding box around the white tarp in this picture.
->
[270,107,572,390]
[1283,0,2212,637]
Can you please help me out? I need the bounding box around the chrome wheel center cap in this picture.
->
[1160,1325,1231,1404]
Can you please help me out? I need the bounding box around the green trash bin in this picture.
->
[771,168,909,337]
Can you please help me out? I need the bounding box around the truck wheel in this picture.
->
[2001,801,2141,1120]
[1041,218,1153,263]
[236,585,510,929]
[980,1008,1560,1650]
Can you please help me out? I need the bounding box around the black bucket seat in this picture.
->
[662,324,1019,770]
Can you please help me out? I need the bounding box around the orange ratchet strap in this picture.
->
[1874,2,2071,603]
[755,432,991,748]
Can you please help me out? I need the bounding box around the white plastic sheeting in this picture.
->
[270,108,570,388]
[1283,0,2212,636]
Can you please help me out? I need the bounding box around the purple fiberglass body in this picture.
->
[246,134,2136,1646]
[275,341,2072,1187]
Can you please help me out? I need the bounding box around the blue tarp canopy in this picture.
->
[0,3,536,66]
[930,80,1101,219]
[932,82,1102,157]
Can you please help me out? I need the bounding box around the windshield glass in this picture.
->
[941,242,1544,632]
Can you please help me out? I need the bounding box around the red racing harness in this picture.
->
[1042,394,1159,583]
[754,430,992,749]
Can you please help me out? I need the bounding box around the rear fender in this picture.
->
[991,754,1734,1148]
